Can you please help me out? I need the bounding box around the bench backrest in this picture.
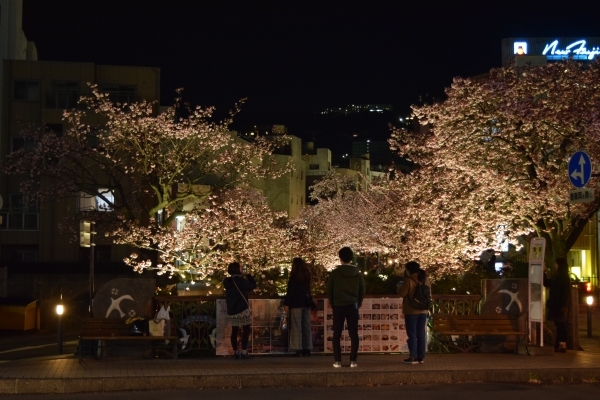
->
[433,314,520,333]
[81,318,177,337]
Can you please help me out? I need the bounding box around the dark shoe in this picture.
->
[417,358,424,364]
[302,349,311,357]
[403,358,418,364]
[240,352,252,359]
[294,350,302,357]
[234,351,240,359]
[555,347,567,353]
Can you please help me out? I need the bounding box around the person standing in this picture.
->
[544,257,571,352]
[224,262,256,359]
[327,246,365,368]
[397,261,430,364]
[284,257,316,357]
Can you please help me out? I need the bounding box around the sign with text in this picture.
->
[502,37,600,66]
[528,237,546,345]
[569,188,595,204]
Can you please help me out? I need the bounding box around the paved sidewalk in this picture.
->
[0,307,597,395]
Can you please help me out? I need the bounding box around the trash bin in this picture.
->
[0,297,38,330]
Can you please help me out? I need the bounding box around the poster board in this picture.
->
[325,297,408,353]
[216,297,408,355]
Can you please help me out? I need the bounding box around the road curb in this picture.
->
[1,368,599,394]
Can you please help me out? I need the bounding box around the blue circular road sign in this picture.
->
[568,151,592,188]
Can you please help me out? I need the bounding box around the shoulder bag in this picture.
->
[230,276,252,325]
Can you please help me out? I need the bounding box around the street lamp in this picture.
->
[586,295,594,338]
[56,304,64,354]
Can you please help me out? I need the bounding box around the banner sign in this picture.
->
[216,297,409,355]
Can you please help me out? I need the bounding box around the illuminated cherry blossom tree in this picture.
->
[118,187,292,282]
[296,61,600,275]
[389,60,600,271]
[2,88,292,277]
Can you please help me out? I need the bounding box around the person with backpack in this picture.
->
[327,246,365,368]
[397,261,431,364]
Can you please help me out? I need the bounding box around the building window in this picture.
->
[14,80,40,101]
[100,84,139,104]
[45,81,80,109]
[176,216,185,232]
[96,188,114,211]
[1,245,39,263]
[11,137,36,152]
[0,194,39,231]
[78,189,115,212]
[45,123,63,136]
[309,164,319,170]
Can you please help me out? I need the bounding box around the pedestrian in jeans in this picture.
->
[327,247,365,368]
[397,261,430,364]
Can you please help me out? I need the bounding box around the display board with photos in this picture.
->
[216,297,406,355]
[324,298,408,353]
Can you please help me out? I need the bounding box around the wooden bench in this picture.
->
[432,314,525,353]
[78,318,178,361]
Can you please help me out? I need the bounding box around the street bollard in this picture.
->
[56,304,64,354]
[586,295,593,338]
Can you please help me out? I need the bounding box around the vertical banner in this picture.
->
[528,237,546,345]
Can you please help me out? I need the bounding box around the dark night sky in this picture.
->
[21,0,600,149]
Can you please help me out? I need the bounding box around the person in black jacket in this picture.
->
[284,257,315,357]
[327,247,365,368]
[224,262,256,359]
[543,257,571,352]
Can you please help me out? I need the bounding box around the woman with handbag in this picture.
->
[284,257,315,357]
[224,262,256,359]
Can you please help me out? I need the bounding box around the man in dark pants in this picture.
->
[327,246,365,368]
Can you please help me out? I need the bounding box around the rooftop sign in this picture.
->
[502,37,600,65]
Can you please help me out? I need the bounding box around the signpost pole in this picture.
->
[528,237,546,346]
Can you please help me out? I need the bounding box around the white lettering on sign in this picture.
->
[542,40,600,60]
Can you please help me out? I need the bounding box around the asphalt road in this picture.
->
[1,383,598,400]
